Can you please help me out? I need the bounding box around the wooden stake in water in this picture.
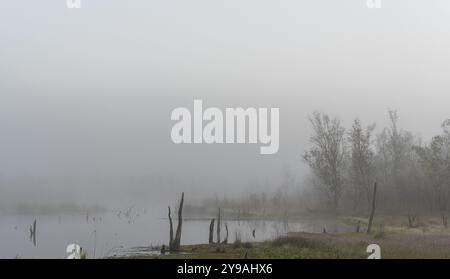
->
[29,219,36,246]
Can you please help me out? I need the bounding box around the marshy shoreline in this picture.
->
[116,215,450,259]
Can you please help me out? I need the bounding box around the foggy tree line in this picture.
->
[303,111,450,226]
[198,110,450,228]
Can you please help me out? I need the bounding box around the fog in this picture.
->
[1,0,450,211]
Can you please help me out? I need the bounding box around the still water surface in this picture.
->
[0,211,353,258]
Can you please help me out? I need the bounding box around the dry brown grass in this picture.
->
[287,231,450,258]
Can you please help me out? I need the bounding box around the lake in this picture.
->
[0,210,353,258]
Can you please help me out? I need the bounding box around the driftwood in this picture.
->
[208,218,215,244]
[168,192,184,251]
[367,182,377,234]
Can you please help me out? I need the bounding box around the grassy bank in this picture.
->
[128,215,450,259]
[131,231,450,259]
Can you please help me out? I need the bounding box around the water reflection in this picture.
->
[0,211,353,259]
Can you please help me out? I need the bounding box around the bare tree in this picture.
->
[303,112,347,211]
[348,118,375,213]
[376,111,415,213]
[414,120,450,227]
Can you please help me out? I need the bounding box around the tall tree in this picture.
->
[348,118,376,213]
[414,120,450,226]
[376,111,414,211]
[303,112,347,211]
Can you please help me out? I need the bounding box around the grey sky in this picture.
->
[1,0,450,207]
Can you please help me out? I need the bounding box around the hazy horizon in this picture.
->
[1,0,450,209]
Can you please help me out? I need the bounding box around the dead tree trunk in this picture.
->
[29,218,36,246]
[216,208,221,244]
[168,206,174,251]
[283,210,289,234]
[208,218,215,244]
[367,182,377,234]
[221,223,229,244]
[173,192,184,251]
[168,192,184,252]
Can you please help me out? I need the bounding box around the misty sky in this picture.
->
[1,0,450,207]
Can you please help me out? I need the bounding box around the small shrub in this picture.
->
[272,236,319,249]
[373,223,385,239]
[215,247,226,253]
[232,240,253,249]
